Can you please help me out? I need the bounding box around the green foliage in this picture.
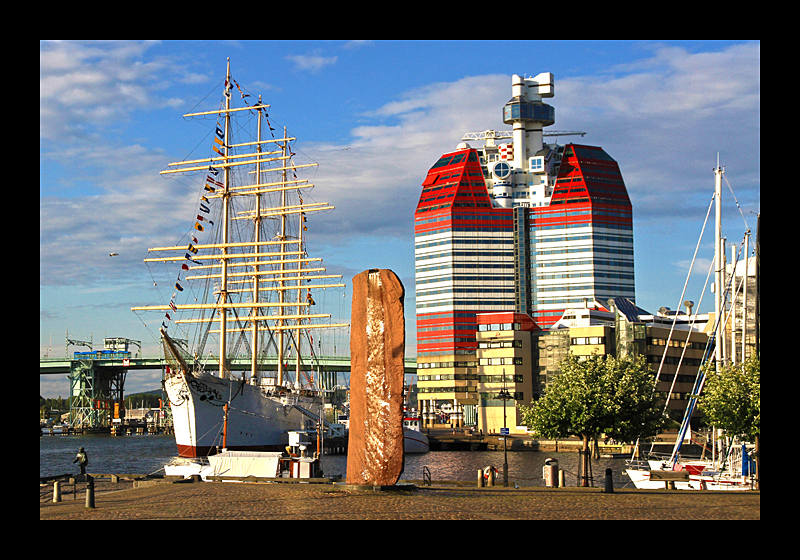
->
[699,355,760,439]
[123,391,162,409]
[520,353,665,443]
[39,395,71,418]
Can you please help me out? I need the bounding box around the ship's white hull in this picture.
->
[164,369,320,457]
[404,428,430,454]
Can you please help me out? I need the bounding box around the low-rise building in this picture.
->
[431,298,715,436]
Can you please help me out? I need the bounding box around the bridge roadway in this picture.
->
[39,356,418,375]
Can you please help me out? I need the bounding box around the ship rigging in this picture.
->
[131,59,348,457]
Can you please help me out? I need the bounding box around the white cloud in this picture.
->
[304,42,759,243]
[285,53,338,73]
[342,40,373,50]
[554,43,759,219]
[299,75,508,242]
[40,41,759,304]
[40,41,215,287]
[40,40,204,141]
[674,257,715,278]
[39,134,199,287]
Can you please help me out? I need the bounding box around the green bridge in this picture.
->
[40,355,417,375]
[40,355,417,429]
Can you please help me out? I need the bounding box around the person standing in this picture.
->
[73,447,88,475]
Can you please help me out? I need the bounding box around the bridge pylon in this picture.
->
[69,360,127,430]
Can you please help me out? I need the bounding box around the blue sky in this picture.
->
[40,40,760,398]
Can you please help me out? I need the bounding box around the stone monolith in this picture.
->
[346,269,405,486]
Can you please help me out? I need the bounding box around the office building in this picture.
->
[415,74,635,421]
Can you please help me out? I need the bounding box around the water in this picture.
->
[320,450,633,488]
[40,434,633,488]
[40,434,178,478]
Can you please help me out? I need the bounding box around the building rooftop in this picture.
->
[476,311,539,331]
[550,301,615,329]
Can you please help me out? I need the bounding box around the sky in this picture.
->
[40,40,760,398]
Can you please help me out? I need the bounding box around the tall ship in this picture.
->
[132,59,348,458]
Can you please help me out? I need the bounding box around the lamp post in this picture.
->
[498,369,512,488]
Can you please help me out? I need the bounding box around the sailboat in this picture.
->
[624,158,757,490]
[132,59,348,459]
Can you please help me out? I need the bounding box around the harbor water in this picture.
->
[40,434,634,488]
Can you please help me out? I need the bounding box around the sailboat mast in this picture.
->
[219,57,232,379]
[730,242,737,365]
[742,230,749,363]
[713,156,723,372]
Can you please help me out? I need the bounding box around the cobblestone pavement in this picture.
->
[40,481,760,520]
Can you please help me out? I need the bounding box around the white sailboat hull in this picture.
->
[164,369,319,457]
[625,466,753,491]
[625,468,695,490]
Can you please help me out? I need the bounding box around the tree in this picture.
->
[699,355,760,488]
[520,353,664,486]
[40,396,70,420]
[124,391,162,409]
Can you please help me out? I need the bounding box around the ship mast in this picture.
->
[295,136,305,389]
[219,57,232,380]
[131,59,349,383]
[277,128,287,387]
[251,94,263,385]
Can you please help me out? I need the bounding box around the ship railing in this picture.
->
[624,458,650,470]
[625,451,673,471]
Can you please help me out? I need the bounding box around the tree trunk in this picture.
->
[581,434,590,487]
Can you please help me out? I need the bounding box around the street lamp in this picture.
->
[498,369,512,488]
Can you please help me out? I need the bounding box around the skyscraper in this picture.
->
[415,74,635,422]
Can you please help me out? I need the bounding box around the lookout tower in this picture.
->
[502,73,555,173]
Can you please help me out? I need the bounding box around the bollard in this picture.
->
[543,457,559,487]
[478,469,484,487]
[85,475,95,509]
[558,469,565,488]
[604,468,614,493]
[53,480,61,503]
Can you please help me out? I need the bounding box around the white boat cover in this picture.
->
[208,451,283,478]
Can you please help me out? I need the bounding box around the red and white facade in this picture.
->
[415,73,634,360]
